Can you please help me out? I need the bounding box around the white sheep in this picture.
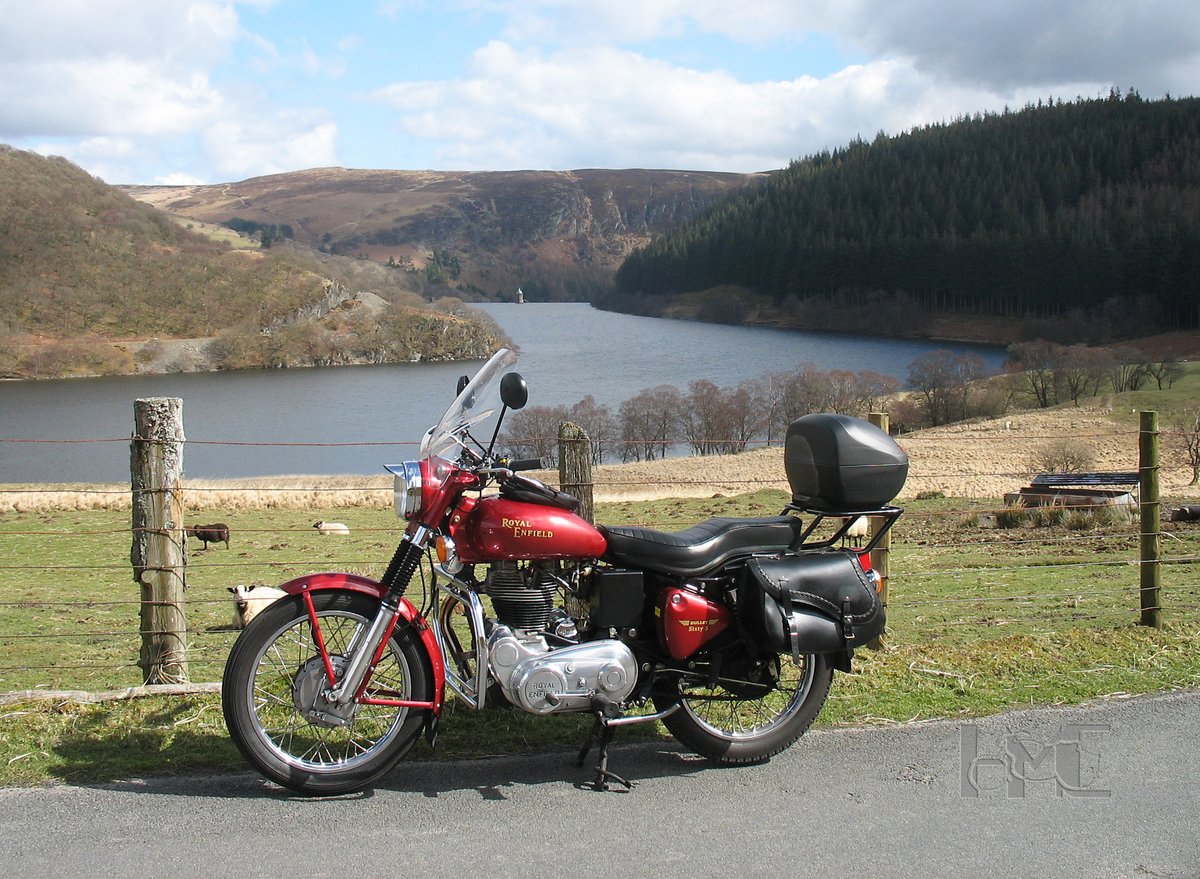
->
[840,516,870,545]
[313,520,350,535]
[228,584,288,629]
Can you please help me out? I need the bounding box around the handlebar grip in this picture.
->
[507,457,548,471]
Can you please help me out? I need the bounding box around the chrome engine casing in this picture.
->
[487,624,638,715]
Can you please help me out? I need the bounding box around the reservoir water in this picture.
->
[0,303,1004,482]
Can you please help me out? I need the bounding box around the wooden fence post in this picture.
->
[558,421,594,524]
[559,422,593,620]
[866,411,891,650]
[130,397,190,684]
[1139,410,1162,628]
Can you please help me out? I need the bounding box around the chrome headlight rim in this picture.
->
[385,461,423,519]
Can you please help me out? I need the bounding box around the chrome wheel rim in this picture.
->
[244,609,413,774]
[677,654,816,742]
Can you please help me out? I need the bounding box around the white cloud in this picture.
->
[373,41,1033,171]
[0,1,345,182]
[0,1,237,139]
[3,0,1199,182]
[0,61,226,139]
[815,0,1200,95]
[204,117,340,179]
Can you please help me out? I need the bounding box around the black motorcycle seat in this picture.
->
[599,515,801,576]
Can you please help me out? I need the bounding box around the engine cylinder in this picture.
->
[486,562,554,630]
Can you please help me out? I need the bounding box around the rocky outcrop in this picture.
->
[125,168,767,300]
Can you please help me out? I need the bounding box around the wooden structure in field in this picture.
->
[1004,471,1139,508]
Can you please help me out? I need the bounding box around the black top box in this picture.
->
[784,414,909,512]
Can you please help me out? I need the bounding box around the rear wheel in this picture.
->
[222,591,432,795]
[653,652,833,764]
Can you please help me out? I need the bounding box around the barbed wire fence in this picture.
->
[1,403,1198,700]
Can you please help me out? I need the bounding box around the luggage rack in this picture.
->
[782,503,904,554]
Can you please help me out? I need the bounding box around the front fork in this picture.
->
[323,525,433,707]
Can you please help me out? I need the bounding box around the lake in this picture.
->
[0,303,1004,482]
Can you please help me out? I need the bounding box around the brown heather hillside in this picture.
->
[0,147,506,377]
[124,167,764,301]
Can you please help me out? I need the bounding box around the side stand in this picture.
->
[576,700,632,791]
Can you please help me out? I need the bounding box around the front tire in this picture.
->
[222,591,432,795]
[654,653,833,764]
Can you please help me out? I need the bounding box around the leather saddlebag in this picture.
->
[739,552,884,659]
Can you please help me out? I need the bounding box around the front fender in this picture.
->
[276,572,445,714]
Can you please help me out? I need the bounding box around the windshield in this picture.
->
[419,347,519,459]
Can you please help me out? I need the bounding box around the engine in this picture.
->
[485,561,557,630]
[480,560,638,714]
[487,624,638,715]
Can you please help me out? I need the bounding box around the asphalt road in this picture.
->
[2,690,1197,879]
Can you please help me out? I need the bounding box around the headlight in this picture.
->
[385,461,423,519]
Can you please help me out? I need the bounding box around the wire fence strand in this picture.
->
[2,421,1197,693]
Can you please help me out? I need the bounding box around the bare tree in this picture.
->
[567,395,618,465]
[763,362,835,440]
[1007,339,1064,408]
[826,370,860,414]
[680,379,724,456]
[1108,346,1149,393]
[907,350,986,426]
[1171,410,1200,485]
[724,379,768,453]
[1058,344,1110,405]
[618,385,682,462]
[501,404,568,464]
[854,369,901,414]
[1146,358,1185,390]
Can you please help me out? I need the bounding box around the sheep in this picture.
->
[228,584,288,629]
[839,516,870,546]
[313,520,350,535]
[187,523,230,550]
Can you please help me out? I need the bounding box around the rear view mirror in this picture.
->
[500,372,528,410]
[456,375,470,396]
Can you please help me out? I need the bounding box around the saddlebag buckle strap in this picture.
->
[786,610,803,663]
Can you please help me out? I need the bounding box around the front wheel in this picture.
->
[222,591,433,795]
[653,652,833,764]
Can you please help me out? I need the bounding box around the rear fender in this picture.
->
[277,572,445,714]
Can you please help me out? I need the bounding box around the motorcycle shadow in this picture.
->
[384,741,722,800]
[65,743,734,802]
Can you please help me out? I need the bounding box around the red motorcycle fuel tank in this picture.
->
[448,496,607,563]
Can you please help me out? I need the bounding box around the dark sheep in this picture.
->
[187,523,230,550]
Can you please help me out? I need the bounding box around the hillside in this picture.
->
[608,93,1200,344]
[0,147,506,378]
[124,167,761,302]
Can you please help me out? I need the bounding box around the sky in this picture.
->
[1,0,1198,186]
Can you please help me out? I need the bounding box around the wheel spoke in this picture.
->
[242,605,415,774]
[679,656,816,740]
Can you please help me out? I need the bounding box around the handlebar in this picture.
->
[505,457,548,472]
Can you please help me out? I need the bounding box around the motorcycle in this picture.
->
[222,347,908,793]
